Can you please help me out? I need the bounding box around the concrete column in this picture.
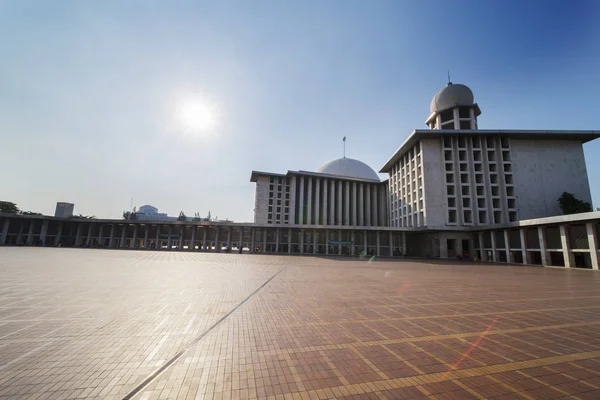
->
[166,226,173,250]
[109,224,115,248]
[178,226,184,250]
[288,228,292,254]
[227,227,232,250]
[351,231,356,256]
[202,227,207,250]
[0,219,9,245]
[315,178,320,225]
[132,225,139,249]
[54,222,63,246]
[215,227,220,252]
[373,187,379,226]
[352,182,357,226]
[490,231,497,262]
[24,220,34,245]
[559,225,574,268]
[238,227,244,251]
[325,230,329,255]
[519,229,530,264]
[75,221,81,246]
[322,179,328,225]
[389,231,393,256]
[478,232,488,261]
[358,184,364,226]
[366,185,371,226]
[250,228,255,252]
[337,181,343,225]
[299,176,305,224]
[120,225,126,248]
[155,225,161,250]
[313,229,317,254]
[39,220,49,245]
[440,235,449,259]
[344,182,350,226]
[275,228,280,253]
[376,231,381,257]
[402,231,406,255]
[97,225,103,247]
[300,229,304,254]
[262,229,267,253]
[330,180,336,226]
[586,223,599,270]
[144,225,149,249]
[363,230,367,255]
[338,230,342,255]
[86,223,93,247]
[538,227,549,266]
[306,177,312,225]
[504,230,512,263]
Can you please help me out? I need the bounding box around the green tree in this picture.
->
[0,201,19,214]
[558,192,592,215]
[177,211,187,221]
[21,211,42,216]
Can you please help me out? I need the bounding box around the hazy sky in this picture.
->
[1,0,599,221]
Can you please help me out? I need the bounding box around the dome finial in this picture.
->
[343,136,347,158]
[447,70,452,86]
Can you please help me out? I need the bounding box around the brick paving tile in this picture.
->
[2,248,600,400]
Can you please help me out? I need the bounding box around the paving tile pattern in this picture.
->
[1,248,600,399]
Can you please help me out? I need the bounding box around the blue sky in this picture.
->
[1,0,599,221]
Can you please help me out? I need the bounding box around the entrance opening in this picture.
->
[447,239,456,258]
[461,239,470,256]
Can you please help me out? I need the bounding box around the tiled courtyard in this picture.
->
[1,249,600,399]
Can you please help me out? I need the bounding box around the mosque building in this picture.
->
[251,81,600,259]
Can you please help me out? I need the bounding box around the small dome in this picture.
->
[430,83,474,114]
[317,158,380,181]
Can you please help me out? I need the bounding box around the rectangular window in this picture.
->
[447,186,455,196]
[506,186,515,197]
[276,207,281,213]
[459,163,467,172]
[445,163,453,171]
[463,198,471,208]
[476,186,484,196]
[448,197,456,208]
[460,173,469,184]
[473,151,481,162]
[487,151,496,162]
[459,151,467,161]
[443,137,452,148]
[458,137,467,148]
[475,174,483,184]
[486,137,495,148]
[477,198,486,208]
[441,110,454,123]
[444,150,452,161]
[464,210,472,223]
[494,211,502,224]
[491,186,499,196]
[472,137,481,148]
[503,163,512,172]
[268,206,273,212]
[507,198,516,209]
[505,174,513,184]
[268,213,272,219]
[446,174,454,184]
[509,211,518,222]
[502,151,511,162]
[479,210,487,224]
[493,198,500,209]
[448,210,457,223]
[489,163,497,172]
[441,122,455,130]
[460,121,471,129]
[269,199,273,205]
[490,174,498,184]
[269,192,273,198]
[501,137,510,148]
[459,107,471,119]
[461,186,469,196]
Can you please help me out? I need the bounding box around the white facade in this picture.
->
[54,202,74,218]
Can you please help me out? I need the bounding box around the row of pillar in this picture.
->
[296,176,387,226]
[477,223,599,269]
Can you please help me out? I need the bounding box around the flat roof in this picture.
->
[250,170,385,184]
[380,129,600,173]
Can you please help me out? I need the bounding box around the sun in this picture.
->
[178,100,216,132]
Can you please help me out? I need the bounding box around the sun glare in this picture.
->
[178,99,216,132]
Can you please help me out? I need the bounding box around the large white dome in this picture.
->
[317,157,380,181]
[430,83,474,114]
